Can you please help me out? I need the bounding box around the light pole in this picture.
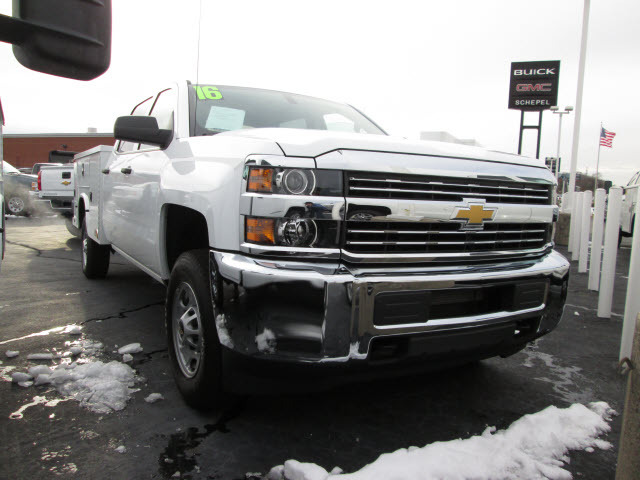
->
[551,105,573,187]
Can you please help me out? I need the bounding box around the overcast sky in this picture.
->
[1,0,638,185]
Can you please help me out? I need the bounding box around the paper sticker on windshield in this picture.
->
[194,85,223,100]
[205,106,245,131]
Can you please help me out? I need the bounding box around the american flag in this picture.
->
[600,127,616,148]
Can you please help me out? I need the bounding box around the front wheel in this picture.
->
[166,250,224,409]
[81,220,110,278]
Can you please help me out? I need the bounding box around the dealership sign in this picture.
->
[508,60,560,111]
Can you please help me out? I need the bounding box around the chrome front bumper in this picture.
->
[212,249,570,365]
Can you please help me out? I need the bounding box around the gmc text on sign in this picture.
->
[508,61,560,111]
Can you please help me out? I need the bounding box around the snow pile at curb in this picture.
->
[268,402,616,480]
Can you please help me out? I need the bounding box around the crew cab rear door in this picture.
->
[103,88,176,274]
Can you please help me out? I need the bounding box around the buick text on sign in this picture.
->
[508,60,560,111]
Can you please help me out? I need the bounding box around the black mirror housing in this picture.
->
[0,0,112,81]
[114,116,173,149]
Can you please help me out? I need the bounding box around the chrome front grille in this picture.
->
[344,222,551,254]
[347,172,552,205]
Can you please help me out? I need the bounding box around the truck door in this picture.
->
[104,88,176,274]
[102,96,153,260]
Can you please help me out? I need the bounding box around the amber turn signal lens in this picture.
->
[248,168,273,193]
[246,218,275,244]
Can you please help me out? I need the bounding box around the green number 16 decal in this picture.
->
[194,86,223,100]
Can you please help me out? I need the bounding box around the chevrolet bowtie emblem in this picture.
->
[452,204,496,229]
[61,181,71,186]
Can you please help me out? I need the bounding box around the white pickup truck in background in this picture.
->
[621,169,639,239]
[73,81,569,409]
[37,164,74,215]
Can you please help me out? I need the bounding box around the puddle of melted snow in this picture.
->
[10,395,69,419]
[158,403,244,478]
[520,346,594,404]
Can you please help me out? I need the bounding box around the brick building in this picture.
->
[3,132,114,169]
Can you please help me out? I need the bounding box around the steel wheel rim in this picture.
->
[8,197,24,214]
[172,282,203,378]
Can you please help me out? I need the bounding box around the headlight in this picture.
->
[245,216,339,248]
[246,167,342,196]
[276,169,315,195]
[278,217,317,246]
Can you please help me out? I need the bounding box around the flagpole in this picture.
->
[595,122,602,192]
[568,0,591,210]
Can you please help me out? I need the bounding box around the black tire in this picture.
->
[81,220,110,278]
[165,249,224,409]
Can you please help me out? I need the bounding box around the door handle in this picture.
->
[101,168,110,174]
[121,167,132,174]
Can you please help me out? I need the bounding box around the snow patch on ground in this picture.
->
[268,402,615,480]
[144,393,164,403]
[49,361,139,413]
[5,350,19,358]
[7,336,143,415]
[0,365,16,381]
[28,365,52,377]
[215,314,234,349]
[64,325,83,335]
[10,396,68,419]
[122,353,133,363]
[69,346,83,356]
[27,352,55,360]
[115,445,127,454]
[117,343,143,355]
[256,328,276,353]
[11,372,33,383]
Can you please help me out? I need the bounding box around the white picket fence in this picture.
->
[567,187,640,361]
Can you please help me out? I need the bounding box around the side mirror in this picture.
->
[114,116,173,149]
[0,0,112,81]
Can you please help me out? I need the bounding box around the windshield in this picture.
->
[2,161,20,174]
[189,85,385,137]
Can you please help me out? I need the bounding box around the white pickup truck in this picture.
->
[621,170,639,240]
[73,81,569,408]
[37,164,74,215]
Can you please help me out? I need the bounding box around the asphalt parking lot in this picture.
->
[0,216,632,479]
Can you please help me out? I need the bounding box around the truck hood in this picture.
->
[219,128,546,169]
